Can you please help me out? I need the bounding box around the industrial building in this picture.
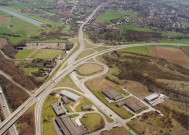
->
[51,102,65,116]
[55,116,88,135]
[116,97,146,112]
[60,90,80,102]
[102,87,124,101]
[144,93,160,102]
[144,93,168,106]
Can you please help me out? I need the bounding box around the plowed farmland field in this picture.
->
[148,46,189,68]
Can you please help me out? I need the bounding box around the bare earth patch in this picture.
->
[148,46,189,68]
[122,80,151,98]
[0,18,10,23]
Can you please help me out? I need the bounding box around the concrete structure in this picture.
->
[51,102,65,116]
[81,105,92,111]
[59,90,80,102]
[144,93,168,106]
[55,116,88,135]
[117,97,146,112]
[102,87,123,101]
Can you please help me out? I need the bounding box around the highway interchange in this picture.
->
[0,2,189,135]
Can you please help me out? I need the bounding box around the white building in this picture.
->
[59,90,80,102]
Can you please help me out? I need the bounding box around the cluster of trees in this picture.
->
[0,52,43,90]
[1,38,18,58]
[156,104,189,130]
[0,75,29,110]
[17,110,35,135]
[0,106,5,121]
[102,51,189,102]
[86,26,164,43]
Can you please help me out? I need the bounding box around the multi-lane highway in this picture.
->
[0,86,18,135]
[0,40,188,135]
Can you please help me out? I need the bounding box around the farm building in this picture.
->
[55,116,88,135]
[60,90,80,102]
[116,97,146,112]
[102,87,123,101]
[51,102,65,116]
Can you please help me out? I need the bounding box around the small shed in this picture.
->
[81,105,92,111]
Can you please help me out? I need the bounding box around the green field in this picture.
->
[120,46,150,55]
[15,49,36,59]
[41,95,58,135]
[76,49,95,60]
[183,22,189,27]
[80,113,105,133]
[0,11,40,44]
[159,39,189,44]
[23,68,39,73]
[186,53,189,60]
[35,49,62,59]
[54,75,82,92]
[75,97,94,112]
[68,114,79,118]
[77,63,103,76]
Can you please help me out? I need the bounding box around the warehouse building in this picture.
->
[60,90,80,102]
[51,102,65,116]
[116,97,146,112]
[102,87,124,101]
[55,116,88,135]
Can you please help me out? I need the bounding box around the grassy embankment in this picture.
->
[76,63,104,76]
[101,127,131,135]
[76,49,95,60]
[80,113,105,133]
[15,49,36,59]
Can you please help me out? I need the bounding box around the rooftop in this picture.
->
[145,93,160,101]
[102,87,123,100]
[117,97,146,112]
[60,90,80,101]
[55,116,88,135]
[51,102,65,116]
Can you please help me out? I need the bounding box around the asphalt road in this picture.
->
[0,86,18,135]
[0,41,188,135]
